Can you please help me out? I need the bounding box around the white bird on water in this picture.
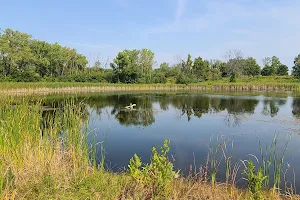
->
[125,103,136,109]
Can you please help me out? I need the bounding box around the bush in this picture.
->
[243,160,267,200]
[11,71,41,82]
[153,73,167,84]
[176,74,197,84]
[128,140,177,196]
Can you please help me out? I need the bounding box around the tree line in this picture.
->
[1,28,300,83]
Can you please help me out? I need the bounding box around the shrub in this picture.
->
[128,140,177,196]
[243,160,267,200]
[153,72,167,84]
[176,74,197,84]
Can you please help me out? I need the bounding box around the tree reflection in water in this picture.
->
[30,92,296,129]
[292,98,300,118]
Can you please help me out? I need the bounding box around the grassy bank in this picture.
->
[0,76,300,95]
[0,99,299,199]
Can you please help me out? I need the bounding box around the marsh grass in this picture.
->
[259,133,292,193]
[1,76,300,95]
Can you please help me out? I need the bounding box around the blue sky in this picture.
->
[1,0,299,69]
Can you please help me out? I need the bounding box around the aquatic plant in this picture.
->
[242,159,267,200]
[128,140,177,196]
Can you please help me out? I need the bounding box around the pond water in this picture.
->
[37,91,300,188]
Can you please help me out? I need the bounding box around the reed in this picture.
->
[0,76,300,95]
[259,133,292,193]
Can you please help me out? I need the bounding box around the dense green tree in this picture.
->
[152,71,167,83]
[193,56,210,81]
[216,61,228,77]
[0,28,88,80]
[208,60,222,80]
[111,49,155,83]
[0,29,35,76]
[277,64,288,76]
[159,62,169,73]
[292,54,300,78]
[242,57,261,76]
[261,56,283,76]
[261,66,274,76]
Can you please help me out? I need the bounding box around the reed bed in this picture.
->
[1,82,300,96]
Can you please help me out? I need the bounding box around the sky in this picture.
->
[1,0,300,69]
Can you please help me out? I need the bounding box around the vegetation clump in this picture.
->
[128,140,177,196]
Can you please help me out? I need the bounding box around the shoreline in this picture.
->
[1,82,300,95]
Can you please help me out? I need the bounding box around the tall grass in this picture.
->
[0,98,91,198]
[259,133,292,193]
[0,76,300,95]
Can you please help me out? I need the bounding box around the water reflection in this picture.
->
[292,98,300,118]
[111,96,155,127]
[261,99,287,117]
[33,92,300,129]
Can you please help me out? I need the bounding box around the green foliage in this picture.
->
[0,29,88,80]
[128,140,176,195]
[261,56,287,76]
[230,72,237,82]
[261,66,275,76]
[159,62,169,73]
[292,54,300,78]
[176,73,197,84]
[0,28,297,84]
[193,56,210,81]
[277,64,288,76]
[242,57,261,76]
[243,160,267,200]
[111,49,154,83]
[153,71,167,83]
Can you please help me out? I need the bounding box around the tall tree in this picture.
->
[0,28,88,79]
[277,64,289,76]
[224,49,244,82]
[0,29,35,76]
[242,57,261,76]
[160,62,169,72]
[261,56,281,76]
[181,54,193,75]
[139,48,155,83]
[111,49,155,83]
[194,56,210,80]
[292,54,300,78]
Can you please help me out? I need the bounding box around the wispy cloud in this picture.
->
[67,42,121,51]
[175,0,187,21]
[142,0,300,68]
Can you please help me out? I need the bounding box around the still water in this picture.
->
[40,91,300,187]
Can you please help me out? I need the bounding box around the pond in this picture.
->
[33,91,300,189]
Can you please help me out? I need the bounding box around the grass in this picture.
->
[0,98,299,199]
[1,76,300,95]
